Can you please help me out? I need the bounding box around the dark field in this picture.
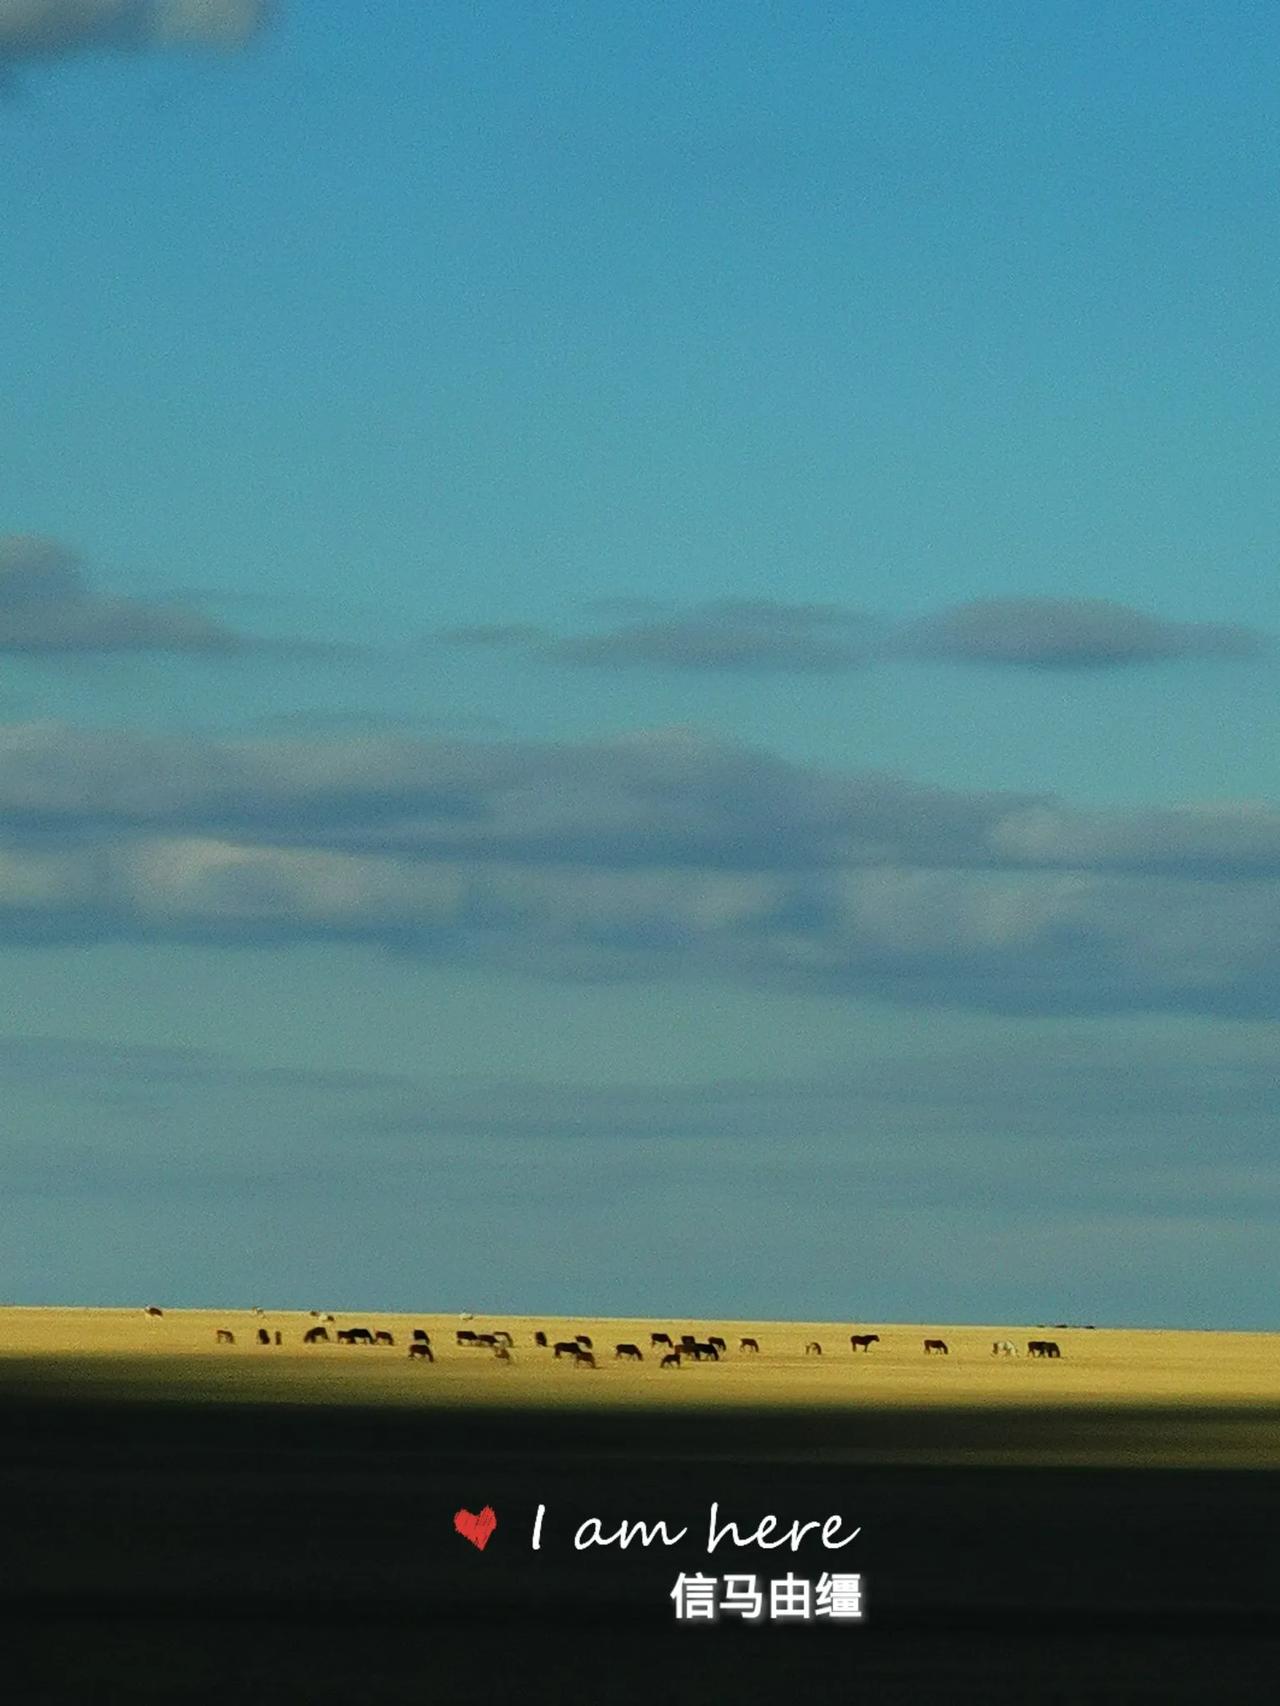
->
[4,1366,1280,1703]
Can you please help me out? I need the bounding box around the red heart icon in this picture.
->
[453,1505,498,1551]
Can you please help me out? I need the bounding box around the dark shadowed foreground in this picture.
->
[3,1362,1279,1703]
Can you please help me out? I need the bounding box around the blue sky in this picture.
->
[1,0,1277,1326]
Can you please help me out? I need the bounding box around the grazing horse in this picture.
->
[408,1343,434,1361]
[473,1333,498,1347]
[850,1334,880,1352]
[303,1326,329,1344]
[574,1349,596,1369]
[412,1330,430,1344]
[685,1342,720,1361]
[1028,1340,1061,1358]
[456,1329,477,1346]
[341,1327,375,1345]
[614,1343,643,1361]
[740,1337,760,1353]
[256,1328,271,1346]
[215,1329,235,1345]
[575,1335,593,1350]
[534,1331,548,1348]
[143,1306,163,1319]
[923,1339,949,1355]
[492,1330,514,1346]
[805,1341,822,1356]
[708,1336,727,1355]
[651,1332,674,1350]
[992,1340,1018,1357]
[374,1331,394,1346]
[660,1351,681,1368]
[493,1344,514,1363]
[553,1341,581,1359]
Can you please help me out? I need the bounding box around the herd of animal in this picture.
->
[165,1306,1070,1365]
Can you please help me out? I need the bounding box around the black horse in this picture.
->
[850,1334,880,1352]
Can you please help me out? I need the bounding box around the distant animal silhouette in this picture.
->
[251,1308,264,1318]
[739,1337,760,1353]
[850,1334,880,1352]
[457,1329,477,1346]
[303,1326,329,1345]
[473,1333,498,1347]
[338,1327,375,1345]
[553,1341,581,1359]
[534,1331,548,1348]
[374,1331,394,1346]
[708,1336,727,1355]
[492,1330,514,1346]
[660,1351,681,1368]
[575,1335,593,1350]
[493,1344,513,1363]
[923,1339,948,1355]
[257,1328,271,1346]
[412,1330,430,1344]
[215,1329,235,1345]
[651,1332,674,1349]
[684,1341,720,1361]
[805,1341,822,1356]
[573,1349,596,1369]
[408,1342,434,1361]
[1028,1340,1061,1358]
[143,1306,163,1319]
[614,1343,643,1361]
[992,1340,1018,1357]
[274,1331,282,1346]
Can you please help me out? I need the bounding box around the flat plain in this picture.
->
[6,1305,1280,1701]
[4,1303,1280,1464]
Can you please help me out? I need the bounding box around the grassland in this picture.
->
[7,1305,1280,1700]
[4,1304,1280,1466]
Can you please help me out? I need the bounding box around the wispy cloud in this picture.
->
[0,0,269,66]
[0,536,243,654]
[438,594,1268,675]
[0,720,1277,1017]
[441,600,879,673]
[0,535,363,660]
[891,597,1267,669]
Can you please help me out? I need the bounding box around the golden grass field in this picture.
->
[4,1304,1280,1441]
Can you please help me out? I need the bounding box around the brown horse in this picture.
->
[850,1334,880,1352]
[923,1339,948,1355]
